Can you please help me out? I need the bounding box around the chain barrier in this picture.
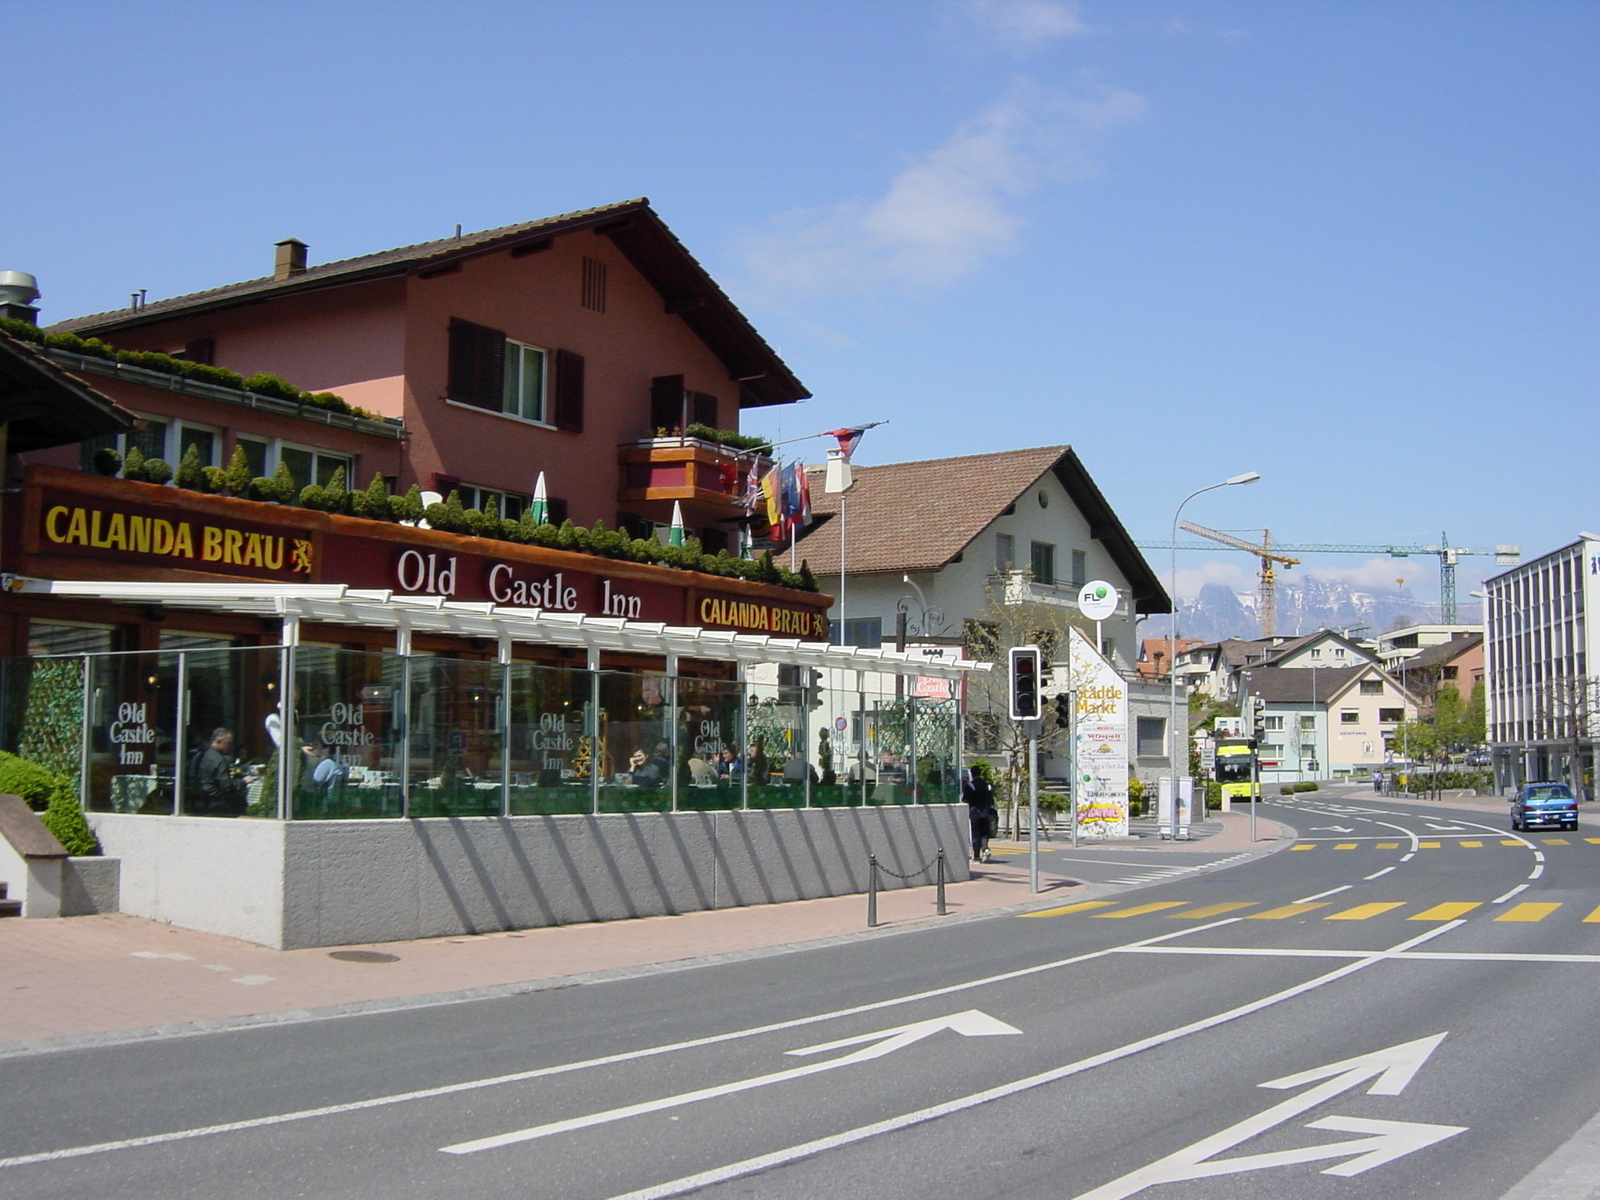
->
[867,849,947,927]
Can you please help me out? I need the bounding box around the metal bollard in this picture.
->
[867,854,879,928]
[936,848,947,916]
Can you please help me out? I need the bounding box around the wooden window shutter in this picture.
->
[650,375,685,433]
[431,473,463,499]
[547,497,569,525]
[554,350,585,432]
[448,318,506,410]
[692,391,718,430]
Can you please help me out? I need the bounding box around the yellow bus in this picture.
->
[1214,738,1260,804]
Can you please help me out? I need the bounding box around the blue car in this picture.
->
[1510,782,1579,832]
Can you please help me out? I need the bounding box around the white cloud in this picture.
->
[960,0,1090,54]
[737,76,1144,302]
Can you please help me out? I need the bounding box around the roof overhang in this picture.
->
[0,332,135,453]
[16,580,987,679]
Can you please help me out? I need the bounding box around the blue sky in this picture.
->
[6,1,1596,616]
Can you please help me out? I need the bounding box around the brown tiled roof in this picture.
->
[792,445,1171,614]
[1398,632,1483,672]
[48,199,807,408]
[1242,665,1369,703]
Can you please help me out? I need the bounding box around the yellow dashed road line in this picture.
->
[1418,841,1442,849]
[1017,900,1117,919]
[1376,842,1401,849]
[1334,843,1359,850]
[1459,841,1483,848]
[1410,902,1482,921]
[1170,902,1258,919]
[1495,903,1563,923]
[1326,902,1407,921]
[1290,844,1315,851]
[1249,902,1331,920]
[1093,901,1190,918]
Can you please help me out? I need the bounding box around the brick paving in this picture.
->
[0,811,1281,1054]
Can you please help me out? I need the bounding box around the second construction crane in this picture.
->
[1179,523,1300,638]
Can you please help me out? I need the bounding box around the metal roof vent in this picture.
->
[0,271,41,324]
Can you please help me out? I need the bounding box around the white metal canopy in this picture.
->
[16,580,986,679]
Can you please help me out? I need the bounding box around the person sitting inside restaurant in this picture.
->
[715,747,742,781]
[194,727,254,816]
[628,747,665,787]
[782,752,817,785]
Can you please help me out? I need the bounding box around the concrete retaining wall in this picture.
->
[89,814,286,947]
[61,856,121,916]
[88,806,968,950]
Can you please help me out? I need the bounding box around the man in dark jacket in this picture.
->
[194,727,250,816]
[962,766,998,863]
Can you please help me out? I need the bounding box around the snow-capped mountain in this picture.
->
[1153,579,1480,642]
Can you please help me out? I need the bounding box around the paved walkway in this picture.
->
[0,810,1283,1056]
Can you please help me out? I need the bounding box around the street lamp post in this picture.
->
[1169,472,1261,840]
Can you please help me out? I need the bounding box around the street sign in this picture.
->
[1077,580,1119,621]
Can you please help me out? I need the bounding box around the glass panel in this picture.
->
[507,663,593,815]
[675,677,743,811]
[596,671,670,813]
[289,647,404,819]
[1,655,88,799]
[179,426,216,467]
[743,667,809,810]
[79,433,118,473]
[866,697,915,806]
[406,657,502,817]
[281,446,313,492]
[85,651,177,814]
[179,646,281,817]
[912,696,960,804]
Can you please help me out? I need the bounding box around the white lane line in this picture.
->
[1495,884,1530,904]
[1124,946,1600,965]
[1535,852,1546,863]
[1364,867,1396,880]
[1401,853,1416,862]
[1529,865,1545,880]
[0,917,1242,1172]
[1295,885,1353,904]
[594,923,1465,1200]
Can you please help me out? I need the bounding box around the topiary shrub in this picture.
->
[141,457,173,485]
[220,445,254,496]
[0,750,70,810]
[41,789,99,856]
[251,462,298,504]
[91,447,122,476]
[175,444,209,491]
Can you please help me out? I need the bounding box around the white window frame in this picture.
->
[174,419,223,468]
[237,435,354,491]
[502,338,550,424]
[457,483,528,520]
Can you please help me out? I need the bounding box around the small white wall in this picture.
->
[89,814,286,947]
[0,837,63,918]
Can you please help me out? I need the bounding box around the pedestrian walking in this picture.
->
[1371,769,1382,794]
[963,765,998,863]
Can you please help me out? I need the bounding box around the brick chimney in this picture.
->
[274,239,308,281]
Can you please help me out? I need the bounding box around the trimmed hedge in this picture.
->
[0,751,98,856]
[0,315,377,421]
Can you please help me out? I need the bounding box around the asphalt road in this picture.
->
[4,784,1600,1200]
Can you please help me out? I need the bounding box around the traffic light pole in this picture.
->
[1028,719,1040,894]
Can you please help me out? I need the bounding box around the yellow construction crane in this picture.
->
[1178,522,1301,638]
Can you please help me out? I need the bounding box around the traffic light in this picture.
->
[1054,692,1073,729]
[1250,696,1267,745]
[1009,646,1042,720]
[806,668,824,711]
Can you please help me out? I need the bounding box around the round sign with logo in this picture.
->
[1077,580,1119,621]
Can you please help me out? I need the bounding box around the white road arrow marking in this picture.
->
[439,1009,1021,1155]
[1312,825,1356,832]
[1427,824,1466,831]
[1071,1033,1463,1200]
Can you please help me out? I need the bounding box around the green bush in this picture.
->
[0,750,70,810]
[41,790,99,856]
[682,423,773,454]
[1206,780,1223,809]
[91,447,122,476]
[1279,783,1295,795]
[1293,781,1319,793]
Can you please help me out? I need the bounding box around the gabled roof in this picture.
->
[1244,665,1369,704]
[1259,628,1380,667]
[49,199,807,409]
[0,328,134,452]
[1398,632,1483,672]
[792,445,1170,614]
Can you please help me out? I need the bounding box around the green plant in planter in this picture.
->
[175,444,209,491]
[220,444,254,497]
[42,789,98,856]
[251,462,298,504]
[0,750,71,810]
[91,447,122,476]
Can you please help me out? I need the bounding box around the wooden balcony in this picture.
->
[617,437,769,512]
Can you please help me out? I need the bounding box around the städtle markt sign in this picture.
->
[14,465,831,638]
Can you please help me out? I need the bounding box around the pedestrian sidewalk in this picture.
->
[0,810,1282,1056]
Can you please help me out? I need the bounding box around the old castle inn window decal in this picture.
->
[38,494,314,578]
[388,548,827,637]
